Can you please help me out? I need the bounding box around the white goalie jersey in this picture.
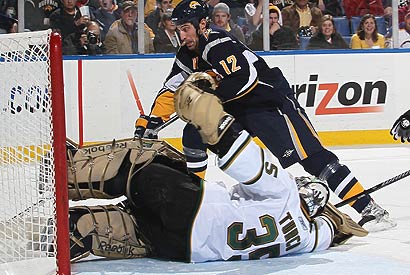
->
[188,131,333,262]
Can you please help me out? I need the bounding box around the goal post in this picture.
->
[0,30,70,274]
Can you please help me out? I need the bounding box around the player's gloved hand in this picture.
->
[134,115,149,138]
[390,110,410,143]
[134,115,164,139]
[143,117,164,139]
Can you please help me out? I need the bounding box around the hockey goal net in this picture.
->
[0,30,70,274]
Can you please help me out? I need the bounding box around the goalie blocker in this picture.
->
[67,120,367,262]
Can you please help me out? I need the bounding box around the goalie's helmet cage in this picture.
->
[171,0,210,27]
[0,30,70,274]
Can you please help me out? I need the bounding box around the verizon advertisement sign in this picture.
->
[62,51,410,146]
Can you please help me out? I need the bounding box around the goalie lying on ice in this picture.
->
[67,94,368,262]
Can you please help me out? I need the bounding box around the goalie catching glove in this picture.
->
[390,110,410,143]
[174,72,235,145]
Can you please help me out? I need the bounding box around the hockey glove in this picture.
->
[144,117,164,139]
[134,115,164,139]
[134,115,149,138]
[390,110,410,143]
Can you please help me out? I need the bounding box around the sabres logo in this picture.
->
[189,1,201,9]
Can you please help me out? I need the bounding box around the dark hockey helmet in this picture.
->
[171,0,209,27]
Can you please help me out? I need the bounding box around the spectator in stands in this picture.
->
[0,13,17,33]
[105,1,154,54]
[211,2,246,44]
[50,0,95,40]
[307,14,349,49]
[310,0,344,16]
[77,0,100,11]
[153,10,181,53]
[0,0,17,33]
[207,0,248,24]
[271,0,294,10]
[248,4,298,50]
[246,0,291,28]
[93,0,121,41]
[399,0,410,24]
[281,0,322,36]
[145,0,173,34]
[398,11,410,48]
[0,0,16,19]
[351,13,385,49]
[24,0,59,31]
[63,20,106,55]
[377,0,408,29]
[343,0,384,18]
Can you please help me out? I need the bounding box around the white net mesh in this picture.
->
[0,30,57,264]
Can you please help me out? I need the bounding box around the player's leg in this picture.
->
[182,123,208,178]
[239,95,396,231]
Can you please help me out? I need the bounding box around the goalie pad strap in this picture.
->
[67,139,186,201]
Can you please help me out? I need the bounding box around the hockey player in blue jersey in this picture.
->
[134,0,395,231]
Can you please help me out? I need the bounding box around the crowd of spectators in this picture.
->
[1,0,410,54]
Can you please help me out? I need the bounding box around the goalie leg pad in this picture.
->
[174,73,235,145]
[69,204,150,262]
[67,139,186,201]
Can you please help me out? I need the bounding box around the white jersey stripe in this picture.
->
[334,172,354,196]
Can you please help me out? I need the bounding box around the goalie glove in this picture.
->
[390,110,410,143]
[174,72,234,145]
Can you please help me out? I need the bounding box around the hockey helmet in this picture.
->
[171,0,209,26]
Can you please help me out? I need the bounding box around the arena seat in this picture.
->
[333,16,350,36]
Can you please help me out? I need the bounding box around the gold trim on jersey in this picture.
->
[187,179,205,262]
[151,90,175,120]
[242,147,265,185]
[283,113,308,160]
[342,182,365,206]
[224,79,258,103]
[310,219,320,252]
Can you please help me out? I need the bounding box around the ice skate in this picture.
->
[358,199,397,232]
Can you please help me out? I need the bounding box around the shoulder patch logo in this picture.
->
[189,1,201,9]
[202,29,211,40]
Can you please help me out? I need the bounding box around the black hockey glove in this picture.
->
[134,114,149,138]
[134,115,164,139]
[390,110,410,143]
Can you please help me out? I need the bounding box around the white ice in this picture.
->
[20,146,410,275]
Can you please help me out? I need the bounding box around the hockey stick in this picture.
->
[335,168,410,208]
[127,70,145,115]
[152,115,179,135]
